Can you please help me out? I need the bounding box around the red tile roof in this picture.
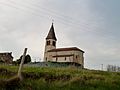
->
[48,47,84,53]
[53,54,74,57]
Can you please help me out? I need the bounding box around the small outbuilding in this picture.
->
[0,52,13,64]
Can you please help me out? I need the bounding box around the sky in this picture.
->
[0,0,120,70]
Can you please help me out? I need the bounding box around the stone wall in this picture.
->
[45,50,84,67]
[0,52,13,64]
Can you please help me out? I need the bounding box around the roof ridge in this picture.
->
[48,47,84,53]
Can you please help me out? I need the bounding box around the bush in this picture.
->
[15,54,31,65]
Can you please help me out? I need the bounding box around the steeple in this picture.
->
[46,23,57,41]
[44,23,57,61]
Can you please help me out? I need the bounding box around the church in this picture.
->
[44,23,84,67]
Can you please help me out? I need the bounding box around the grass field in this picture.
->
[0,65,120,90]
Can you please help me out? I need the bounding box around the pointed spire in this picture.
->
[46,23,57,41]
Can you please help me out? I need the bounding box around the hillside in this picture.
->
[0,65,120,90]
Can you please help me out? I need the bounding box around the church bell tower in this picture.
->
[44,23,57,61]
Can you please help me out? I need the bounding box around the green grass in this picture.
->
[0,65,120,90]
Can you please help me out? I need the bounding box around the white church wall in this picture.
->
[57,57,70,62]
[45,50,84,67]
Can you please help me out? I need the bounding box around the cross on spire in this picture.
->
[52,19,54,24]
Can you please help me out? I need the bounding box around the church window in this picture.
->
[65,57,66,60]
[56,57,58,62]
[47,41,50,45]
[53,41,56,46]
[76,56,78,59]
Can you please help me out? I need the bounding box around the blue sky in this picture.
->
[0,0,120,70]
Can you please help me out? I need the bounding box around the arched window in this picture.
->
[47,41,50,45]
[52,41,56,46]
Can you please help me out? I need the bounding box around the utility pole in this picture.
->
[101,64,103,71]
[18,48,27,80]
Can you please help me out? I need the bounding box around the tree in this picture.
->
[24,54,31,64]
[16,54,31,64]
